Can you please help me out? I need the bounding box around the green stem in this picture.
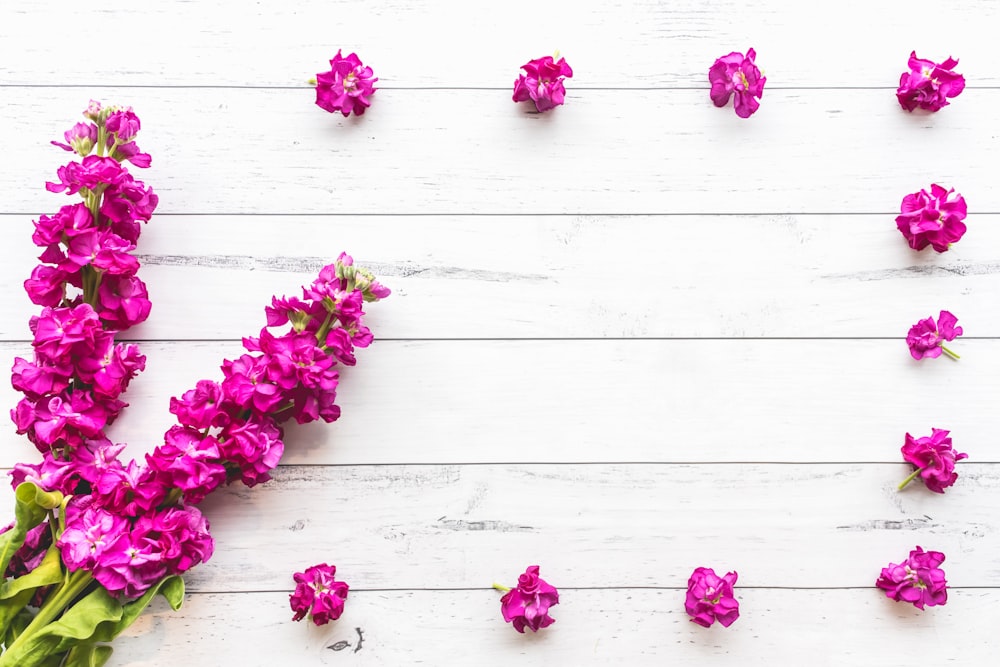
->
[492,583,510,592]
[3,569,94,658]
[940,344,960,360]
[314,310,337,347]
[898,467,924,491]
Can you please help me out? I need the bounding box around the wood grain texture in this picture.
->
[2,340,997,466]
[0,0,994,89]
[1,88,996,216]
[1,1,997,664]
[111,589,1000,666]
[1,463,991,592]
[3,213,999,340]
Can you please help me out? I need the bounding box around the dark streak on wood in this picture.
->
[437,518,534,532]
[822,262,1000,282]
[134,254,548,282]
[835,518,939,531]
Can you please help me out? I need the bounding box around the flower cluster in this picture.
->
[898,429,967,494]
[1,103,389,665]
[314,50,378,117]
[906,310,962,360]
[876,547,948,609]
[512,54,574,113]
[896,52,965,112]
[896,184,967,252]
[290,563,350,626]
[709,49,766,118]
[496,565,560,633]
[685,567,740,627]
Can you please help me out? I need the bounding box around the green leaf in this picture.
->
[0,574,185,667]
[0,586,122,667]
[1,543,64,600]
[0,483,62,579]
[0,589,34,646]
[62,643,113,667]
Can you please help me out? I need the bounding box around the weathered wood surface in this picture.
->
[1,340,997,466]
[0,89,995,215]
[112,589,1000,665]
[2,214,1000,340]
[1,0,994,88]
[0,0,996,664]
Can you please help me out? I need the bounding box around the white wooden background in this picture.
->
[2,1,999,664]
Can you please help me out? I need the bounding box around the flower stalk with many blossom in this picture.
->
[0,103,388,667]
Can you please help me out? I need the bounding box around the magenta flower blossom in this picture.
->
[896,184,967,252]
[290,563,350,626]
[876,546,948,609]
[685,567,739,628]
[495,565,559,633]
[709,49,765,118]
[315,50,377,117]
[512,55,574,112]
[906,310,962,360]
[898,428,967,493]
[897,52,965,112]
[51,122,98,156]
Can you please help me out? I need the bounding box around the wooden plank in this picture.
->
[111,589,1000,665]
[1,88,995,215]
[2,463,992,591]
[1,0,995,88]
[1,340,996,466]
[3,214,999,341]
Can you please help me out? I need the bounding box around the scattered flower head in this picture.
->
[495,565,559,633]
[897,52,965,112]
[898,428,967,493]
[876,546,948,609]
[290,563,350,626]
[906,310,962,360]
[709,49,765,118]
[685,567,739,627]
[896,184,967,252]
[512,54,574,112]
[315,50,377,117]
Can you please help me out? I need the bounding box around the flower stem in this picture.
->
[2,569,95,660]
[898,467,924,491]
[940,345,960,360]
[492,583,510,592]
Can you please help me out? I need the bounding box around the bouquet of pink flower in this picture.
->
[0,103,388,666]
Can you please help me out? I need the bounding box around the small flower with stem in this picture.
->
[906,310,962,360]
[898,428,967,493]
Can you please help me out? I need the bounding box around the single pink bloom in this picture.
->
[315,51,377,117]
[906,310,962,360]
[290,563,349,625]
[897,52,965,112]
[512,56,574,113]
[896,184,967,252]
[876,546,948,609]
[709,49,765,118]
[899,428,967,493]
[685,566,739,627]
[498,565,559,633]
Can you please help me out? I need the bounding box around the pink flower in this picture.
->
[51,122,98,156]
[898,428,967,493]
[896,184,967,252]
[906,310,962,360]
[876,546,948,609]
[709,49,765,118]
[497,565,559,633]
[315,51,377,117]
[897,52,965,112]
[685,567,740,628]
[512,55,573,112]
[290,563,350,626]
